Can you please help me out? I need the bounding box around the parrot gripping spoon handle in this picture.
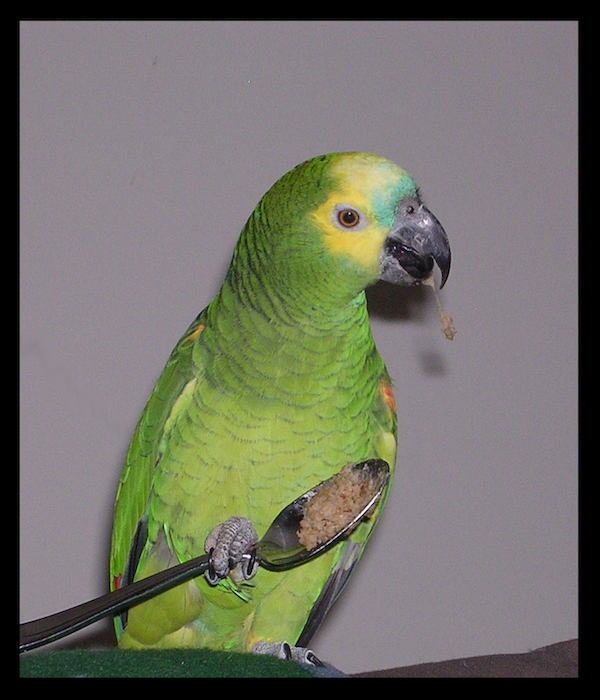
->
[19,459,389,653]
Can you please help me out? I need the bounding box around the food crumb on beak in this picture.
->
[424,277,457,341]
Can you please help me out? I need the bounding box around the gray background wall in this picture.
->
[20,21,577,673]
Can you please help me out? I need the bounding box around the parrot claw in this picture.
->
[204,516,259,585]
[252,641,324,667]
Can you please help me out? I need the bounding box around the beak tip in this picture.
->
[436,252,451,289]
[439,266,450,289]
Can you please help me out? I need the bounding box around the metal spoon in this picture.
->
[19,459,389,653]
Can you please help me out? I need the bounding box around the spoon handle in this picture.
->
[19,554,211,653]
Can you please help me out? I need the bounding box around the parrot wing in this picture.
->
[110,311,208,595]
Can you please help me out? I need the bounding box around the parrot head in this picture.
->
[232,152,450,306]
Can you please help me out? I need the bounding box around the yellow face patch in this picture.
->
[311,194,386,275]
[310,153,413,275]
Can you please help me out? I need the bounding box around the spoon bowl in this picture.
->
[258,458,390,569]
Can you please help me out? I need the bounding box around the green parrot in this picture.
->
[110,152,450,659]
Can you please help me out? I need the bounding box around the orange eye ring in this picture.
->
[337,209,360,227]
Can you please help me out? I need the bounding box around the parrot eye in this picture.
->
[331,204,369,231]
[338,209,360,227]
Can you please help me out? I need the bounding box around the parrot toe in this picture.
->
[252,641,324,666]
[204,516,259,584]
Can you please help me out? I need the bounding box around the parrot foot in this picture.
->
[204,516,259,585]
[252,641,324,667]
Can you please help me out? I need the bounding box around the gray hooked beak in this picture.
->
[379,198,451,288]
